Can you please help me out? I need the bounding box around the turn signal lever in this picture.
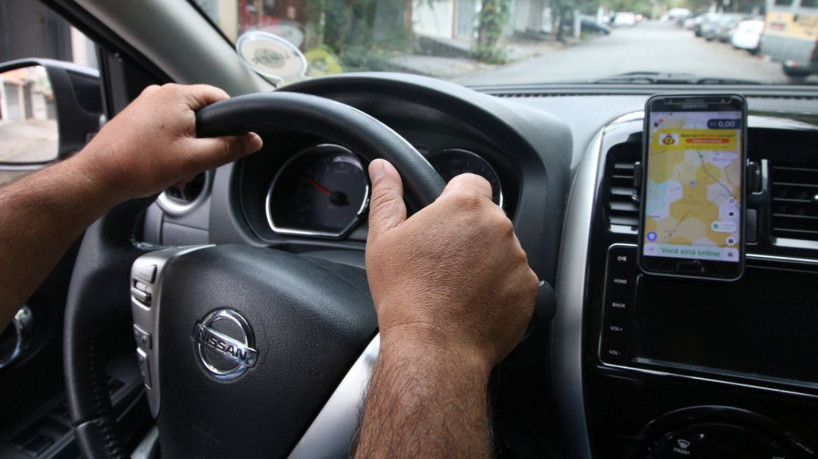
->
[0,305,33,369]
[524,280,557,338]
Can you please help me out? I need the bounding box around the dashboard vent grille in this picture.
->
[608,161,639,229]
[770,164,818,242]
[165,173,206,204]
[156,172,210,216]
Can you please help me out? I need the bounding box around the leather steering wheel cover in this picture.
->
[64,93,446,458]
[64,197,157,459]
[196,92,445,207]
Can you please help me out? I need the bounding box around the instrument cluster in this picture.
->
[262,144,505,239]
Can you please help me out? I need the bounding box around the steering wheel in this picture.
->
[63,92,446,458]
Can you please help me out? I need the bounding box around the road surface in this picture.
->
[0,120,58,187]
[458,21,804,85]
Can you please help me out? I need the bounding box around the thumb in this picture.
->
[189,132,263,170]
[367,159,407,240]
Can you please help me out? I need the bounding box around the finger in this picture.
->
[181,84,232,110]
[186,132,263,170]
[367,159,407,241]
[438,173,492,202]
[173,174,197,189]
[140,84,161,96]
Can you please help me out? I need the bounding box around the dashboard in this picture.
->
[142,75,818,458]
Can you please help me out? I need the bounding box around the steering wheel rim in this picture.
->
[63,92,446,458]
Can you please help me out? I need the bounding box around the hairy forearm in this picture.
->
[355,337,493,458]
[0,149,119,330]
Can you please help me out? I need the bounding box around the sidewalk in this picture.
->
[388,34,569,80]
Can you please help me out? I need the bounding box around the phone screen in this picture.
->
[640,97,745,279]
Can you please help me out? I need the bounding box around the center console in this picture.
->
[582,112,818,458]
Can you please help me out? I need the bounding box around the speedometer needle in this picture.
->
[308,178,332,196]
[309,178,349,206]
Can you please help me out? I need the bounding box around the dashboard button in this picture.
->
[600,333,627,364]
[650,424,794,459]
[608,246,637,276]
[606,323,626,335]
[608,299,629,311]
[610,275,631,287]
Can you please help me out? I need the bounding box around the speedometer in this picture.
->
[266,144,369,238]
[427,149,503,207]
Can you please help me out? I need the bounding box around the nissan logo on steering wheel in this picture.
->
[194,309,258,380]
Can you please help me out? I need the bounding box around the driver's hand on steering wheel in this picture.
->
[69,83,263,206]
[366,158,539,374]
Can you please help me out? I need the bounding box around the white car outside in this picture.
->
[613,12,637,27]
[731,19,765,53]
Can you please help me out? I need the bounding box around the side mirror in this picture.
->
[0,59,102,172]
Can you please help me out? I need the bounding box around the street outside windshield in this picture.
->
[192,0,818,85]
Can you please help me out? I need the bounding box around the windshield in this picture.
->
[192,0,818,85]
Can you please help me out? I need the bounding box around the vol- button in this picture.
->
[600,333,627,364]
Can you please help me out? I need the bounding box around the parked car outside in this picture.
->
[612,12,637,27]
[715,14,747,42]
[581,16,612,35]
[682,12,702,29]
[667,7,692,23]
[731,18,765,53]
[693,13,720,36]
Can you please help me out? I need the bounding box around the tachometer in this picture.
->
[266,144,369,238]
[427,149,503,207]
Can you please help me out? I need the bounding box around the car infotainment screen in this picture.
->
[631,266,818,389]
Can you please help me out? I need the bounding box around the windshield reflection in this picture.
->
[192,0,818,85]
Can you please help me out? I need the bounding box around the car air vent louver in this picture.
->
[165,173,206,204]
[770,163,818,242]
[609,162,639,229]
[156,172,211,216]
[605,143,641,232]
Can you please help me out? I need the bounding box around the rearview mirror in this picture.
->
[0,59,102,185]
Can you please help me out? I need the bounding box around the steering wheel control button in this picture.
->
[135,264,157,283]
[136,348,151,390]
[133,280,152,293]
[133,325,152,350]
[130,286,151,306]
[194,309,258,380]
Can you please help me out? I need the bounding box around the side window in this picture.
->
[0,0,97,187]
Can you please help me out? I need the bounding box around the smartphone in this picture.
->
[638,94,747,280]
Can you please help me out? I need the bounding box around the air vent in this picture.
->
[770,163,818,242]
[605,143,641,233]
[165,173,205,203]
[156,172,211,216]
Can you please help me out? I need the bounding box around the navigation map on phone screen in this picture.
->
[643,111,742,263]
